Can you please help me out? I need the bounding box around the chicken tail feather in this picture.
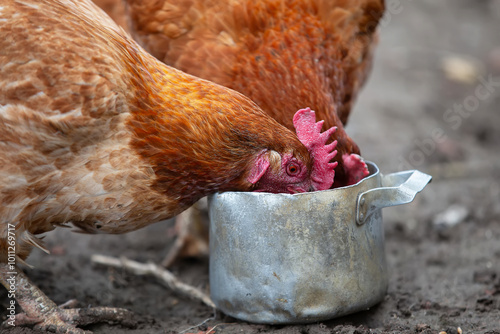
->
[23,232,51,255]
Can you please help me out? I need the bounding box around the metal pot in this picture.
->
[208,162,431,324]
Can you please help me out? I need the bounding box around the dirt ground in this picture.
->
[2,0,500,333]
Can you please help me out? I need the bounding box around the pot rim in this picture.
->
[214,161,380,198]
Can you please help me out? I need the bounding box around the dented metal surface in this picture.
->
[208,162,432,324]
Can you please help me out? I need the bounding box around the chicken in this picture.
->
[95,0,384,266]
[0,0,337,332]
[121,0,385,187]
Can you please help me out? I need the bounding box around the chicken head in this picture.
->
[248,108,338,194]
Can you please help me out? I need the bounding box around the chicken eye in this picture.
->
[286,162,300,176]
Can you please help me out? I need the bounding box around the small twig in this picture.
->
[177,314,216,334]
[206,323,231,334]
[91,254,215,309]
[205,325,218,334]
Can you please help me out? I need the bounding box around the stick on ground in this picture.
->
[91,254,215,309]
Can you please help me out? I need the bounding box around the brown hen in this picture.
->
[0,0,336,332]
[93,0,385,265]
[122,0,385,187]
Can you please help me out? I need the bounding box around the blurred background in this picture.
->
[346,0,500,332]
[350,0,500,238]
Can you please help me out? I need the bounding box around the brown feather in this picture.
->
[122,0,385,187]
[0,0,311,260]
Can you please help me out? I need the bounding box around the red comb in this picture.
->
[343,153,369,185]
[293,108,338,191]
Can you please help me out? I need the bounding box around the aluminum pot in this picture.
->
[208,162,431,324]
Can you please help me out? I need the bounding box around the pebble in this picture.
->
[433,204,469,228]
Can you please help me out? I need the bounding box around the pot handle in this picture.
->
[356,170,432,225]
